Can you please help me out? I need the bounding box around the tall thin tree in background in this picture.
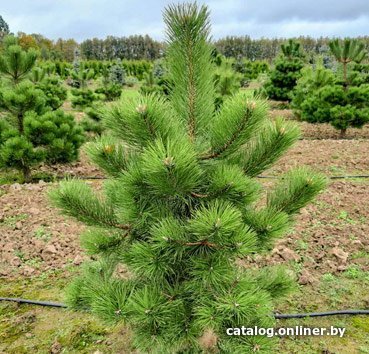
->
[0,15,9,40]
[329,38,366,89]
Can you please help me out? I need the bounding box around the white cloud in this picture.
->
[1,0,369,41]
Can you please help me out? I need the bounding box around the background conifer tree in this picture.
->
[292,39,369,138]
[265,39,304,101]
[0,15,9,40]
[95,59,124,101]
[0,36,84,181]
[51,4,326,352]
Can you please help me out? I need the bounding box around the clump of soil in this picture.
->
[0,181,88,278]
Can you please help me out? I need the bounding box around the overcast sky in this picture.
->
[2,0,369,42]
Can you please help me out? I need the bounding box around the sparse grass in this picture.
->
[0,213,28,227]
[2,268,369,353]
[0,273,131,354]
[33,226,53,242]
[277,275,369,353]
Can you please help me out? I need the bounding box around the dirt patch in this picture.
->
[0,181,90,278]
[246,180,369,280]
[1,177,369,285]
[36,150,104,179]
[32,131,369,180]
[269,139,369,175]
[270,109,369,139]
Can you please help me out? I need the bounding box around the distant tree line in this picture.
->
[214,35,369,62]
[2,32,162,62]
[80,35,163,60]
[2,14,369,62]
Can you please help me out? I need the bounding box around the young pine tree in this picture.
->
[265,39,304,101]
[294,39,369,138]
[0,15,9,40]
[0,36,84,181]
[329,39,366,88]
[95,60,124,102]
[70,51,97,108]
[51,4,326,353]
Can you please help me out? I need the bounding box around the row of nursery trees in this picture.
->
[1,31,368,183]
[265,38,369,137]
[0,36,147,181]
[49,3,326,353]
[0,36,136,182]
[0,31,269,183]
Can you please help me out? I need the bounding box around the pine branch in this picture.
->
[230,117,300,177]
[85,137,135,177]
[141,138,203,197]
[267,167,328,215]
[205,163,261,207]
[103,94,183,148]
[164,3,216,140]
[81,228,129,255]
[243,207,291,248]
[49,179,131,230]
[202,95,267,160]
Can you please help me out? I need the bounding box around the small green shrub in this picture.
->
[81,105,105,136]
[71,89,99,108]
[265,40,304,101]
[95,84,122,101]
[35,75,67,110]
[0,36,84,181]
[25,109,85,163]
[292,39,369,137]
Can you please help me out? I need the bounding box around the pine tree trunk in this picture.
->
[343,62,348,91]
[17,113,24,134]
[340,128,347,139]
[22,165,31,183]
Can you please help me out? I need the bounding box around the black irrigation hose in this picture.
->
[0,297,67,308]
[274,310,369,319]
[257,175,369,180]
[297,137,369,141]
[1,297,369,319]
[56,174,369,181]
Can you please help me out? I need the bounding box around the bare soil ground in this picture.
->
[1,108,369,353]
[270,108,369,139]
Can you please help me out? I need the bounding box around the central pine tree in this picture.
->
[51,4,326,352]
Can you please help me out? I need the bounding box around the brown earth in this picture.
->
[1,112,369,287]
[0,181,88,278]
[247,180,369,279]
[268,139,369,176]
[270,108,369,139]
[1,112,369,353]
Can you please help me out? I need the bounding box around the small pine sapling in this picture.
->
[81,104,105,136]
[265,39,304,101]
[51,4,326,353]
[291,61,336,113]
[95,60,124,101]
[214,59,242,109]
[35,75,68,110]
[25,110,85,163]
[329,39,366,88]
[109,59,125,85]
[70,52,97,108]
[294,39,369,138]
[0,36,84,181]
